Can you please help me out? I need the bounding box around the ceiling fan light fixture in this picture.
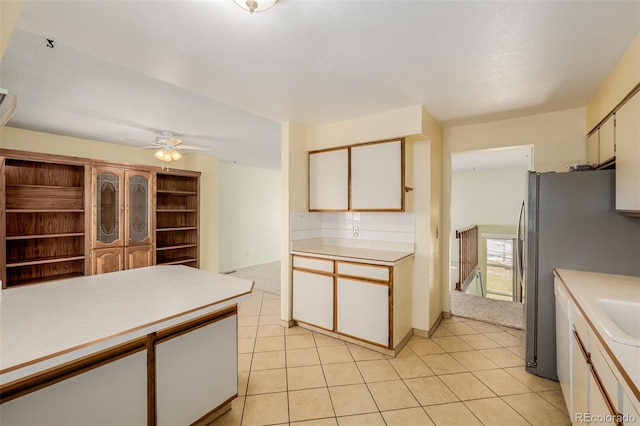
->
[154,149,166,160]
[171,150,182,161]
[233,0,278,14]
[163,151,174,162]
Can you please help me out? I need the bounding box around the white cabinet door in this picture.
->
[554,281,572,415]
[336,278,389,346]
[600,115,616,164]
[156,315,237,426]
[1,352,147,426]
[587,130,599,165]
[588,369,617,425]
[309,148,348,211]
[614,92,640,211]
[351,140,403,210]
[293,270,334,330]
[572,331,589,418]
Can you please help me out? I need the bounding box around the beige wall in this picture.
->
[587,33,640,132]
[280,121,309,321]
[308,105,423,151]
[1,126,220,273]
[442,107,586,312]
[218,161,280,272]
[451,167,528,262]
[1,0,25,60]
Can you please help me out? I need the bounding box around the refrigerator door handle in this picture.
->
[516,200,525,283]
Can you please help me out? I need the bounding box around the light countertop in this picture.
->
[554,268,640,401]
[291,245,413,264]
[0,265,253,383]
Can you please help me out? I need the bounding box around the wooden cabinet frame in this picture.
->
[308,138,406,212]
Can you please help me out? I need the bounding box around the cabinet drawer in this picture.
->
[572,307,590,353]
[293,256,334,273]
[337,262,390,282]
[591,341,619,412]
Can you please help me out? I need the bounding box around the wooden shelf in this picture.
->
[2,158,88,288]
[156,227,198,232]
[5,272,85,288]
[156,244,198,251]
[158,257,198,266]
[7,255,85,268]
[155,172,200,269]
[7,209,84,213]
[7,184,83,190]
[156,190,197,195]
[6,233,85,241]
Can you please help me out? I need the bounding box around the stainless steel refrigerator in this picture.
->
[518,169,640,381]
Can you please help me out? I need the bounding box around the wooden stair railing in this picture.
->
[455,225,478,291]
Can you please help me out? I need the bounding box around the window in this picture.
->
[485,237,516,301]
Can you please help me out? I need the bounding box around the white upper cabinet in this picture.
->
[614,91,640,212]
[309,148,349,211]
[308,139,405,212]
[351,140,403,211]
[599,114,616,164]
[587,131,599,165]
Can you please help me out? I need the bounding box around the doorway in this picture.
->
[449,146,532,328]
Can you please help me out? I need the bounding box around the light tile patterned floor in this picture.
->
[213,290,571,426]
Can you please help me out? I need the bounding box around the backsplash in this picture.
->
[290,212,415,245]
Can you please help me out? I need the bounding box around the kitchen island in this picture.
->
[0,265,254,426]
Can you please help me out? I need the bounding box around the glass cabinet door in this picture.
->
[125,171,152,246]
[95,169,124,247]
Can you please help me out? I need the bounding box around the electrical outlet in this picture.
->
[353,226,360,238]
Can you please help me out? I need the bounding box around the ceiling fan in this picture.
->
[133,131,210,162]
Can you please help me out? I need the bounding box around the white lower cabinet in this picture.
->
[556,276,639,425]
[292,254,412,350]
[1,352,147,426]
[571,328,589,418]
[292,269,334,330]
[588,368,617,426]
[337,278,389,346]
[156,315,237,426]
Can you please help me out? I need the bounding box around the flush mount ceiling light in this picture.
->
[233,0,278,14]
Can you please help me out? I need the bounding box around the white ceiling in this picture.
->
[1,1,638,170]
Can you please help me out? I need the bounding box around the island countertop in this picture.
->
[0,265,253,384]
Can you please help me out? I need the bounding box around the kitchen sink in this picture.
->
[596,298,640,347]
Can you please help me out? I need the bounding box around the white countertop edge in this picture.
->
[554,268,640,408]
[1,292,252,385]
[291,247,414,265]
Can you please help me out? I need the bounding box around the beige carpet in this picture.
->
[227,261,281,295]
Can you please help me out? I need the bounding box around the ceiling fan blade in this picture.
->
[179,145,210,151]
[135,145,162,150]
[125,138,156,145]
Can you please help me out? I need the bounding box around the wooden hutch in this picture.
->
[0,149,201,289]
